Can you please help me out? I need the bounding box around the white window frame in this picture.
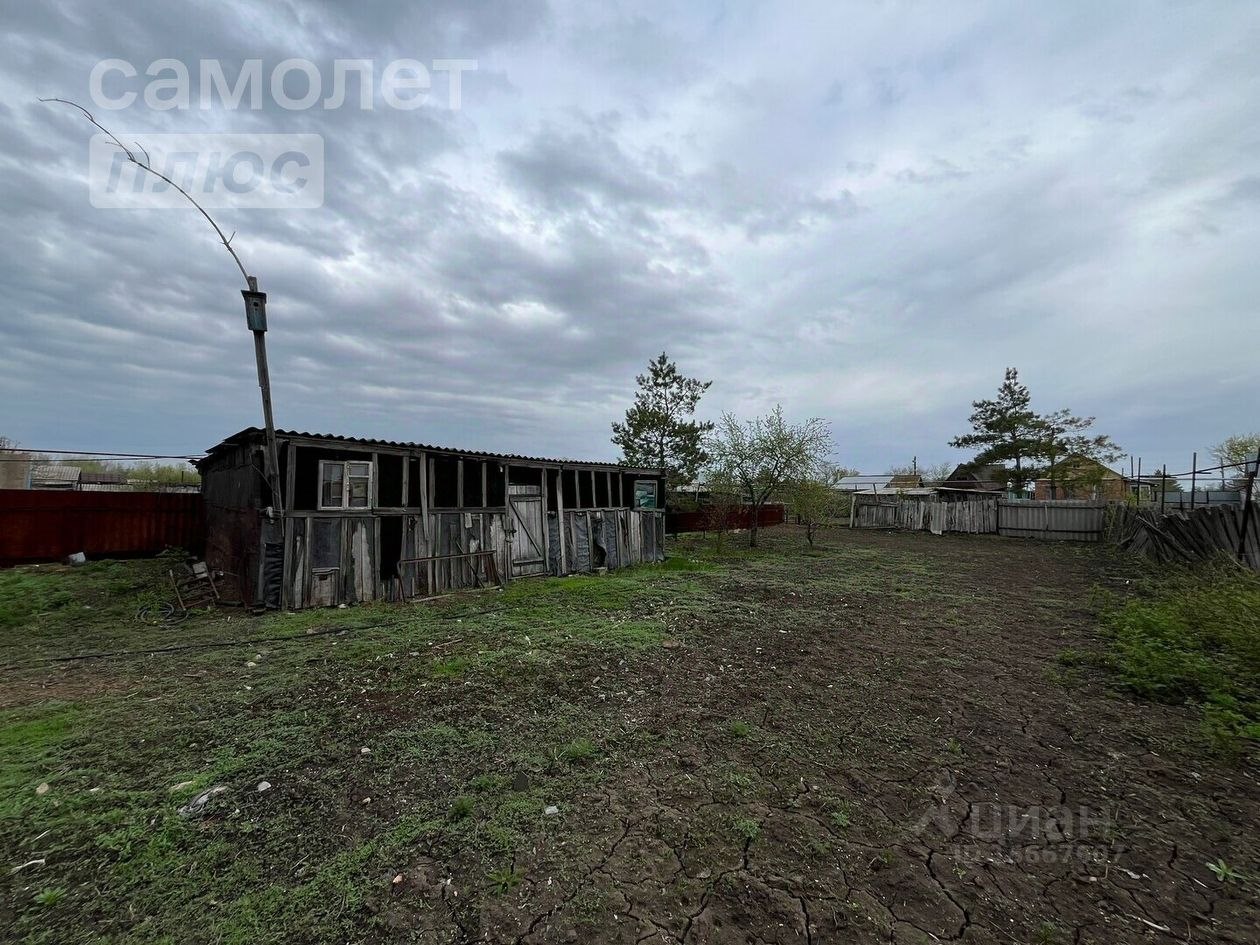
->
[633,479,659,510]
[318,459,374,511]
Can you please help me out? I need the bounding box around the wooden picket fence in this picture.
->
[1106,503,1259,570]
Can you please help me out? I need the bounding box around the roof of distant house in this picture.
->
[836,475,894,492]
[944,463,1007,492]
[888,473,924,489]
[29,464,81,484]
[80,471,129,485]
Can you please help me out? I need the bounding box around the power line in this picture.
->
[0,448,204,461]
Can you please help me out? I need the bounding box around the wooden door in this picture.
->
[508,486,546,576]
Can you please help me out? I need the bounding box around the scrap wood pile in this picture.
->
[1106,502,1259,570]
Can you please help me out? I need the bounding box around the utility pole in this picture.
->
[1237,444,1260,567]
[241,280,282,509]
[43,99,286,604]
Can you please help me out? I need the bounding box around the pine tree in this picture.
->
[951,369,1123,495]
[949,368,1042,488]
[611,353,713,492]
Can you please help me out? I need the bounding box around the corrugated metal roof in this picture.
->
[204,428,663,474]
[30,465,81,484]
[81,472,129,485]
[837,475,893,492]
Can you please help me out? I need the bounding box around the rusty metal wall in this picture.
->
[0,489,204,565]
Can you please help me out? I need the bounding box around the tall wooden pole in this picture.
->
[1236,444,1260,566]
[242,278,282,510]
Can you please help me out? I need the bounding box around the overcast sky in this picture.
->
[1,1,1256,473]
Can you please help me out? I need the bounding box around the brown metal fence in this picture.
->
[0,490,204,565]
[666,503,787,534]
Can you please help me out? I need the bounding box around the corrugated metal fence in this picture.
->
[666,503,787,534]
[996,499,1105,541]
[0,489,204,565]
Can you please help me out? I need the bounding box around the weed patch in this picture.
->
[1096,565,1260,751]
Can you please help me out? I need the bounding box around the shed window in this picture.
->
[319,460,373,510]
[633,480,658,509]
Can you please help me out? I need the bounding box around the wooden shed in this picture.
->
[197,428,666,609]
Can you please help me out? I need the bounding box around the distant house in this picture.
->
[888,473,923,490]
[836,473,927,495]
[0,452,32,490]
[1034,455,1145,501]
[29,465,81,490]
[940,463,1008,495]
[79,472,130,491]
[837,475,892,493]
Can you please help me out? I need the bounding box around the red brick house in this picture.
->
[1035,456,1139,501]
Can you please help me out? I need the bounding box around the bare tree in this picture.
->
[707,406,832,548]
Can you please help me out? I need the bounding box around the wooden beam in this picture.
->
[555,468,567,574]
[539,466,550,570]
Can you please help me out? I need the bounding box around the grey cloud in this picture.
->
[1,1,1258,473]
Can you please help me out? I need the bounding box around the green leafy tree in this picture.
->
[611,352,713,493]
[1038,408,1124,499]
[949,368,1042,488]
[786,464,845,546]
[1211,433,1260,492]
[707,406,832,547]
[951,369,1122,494]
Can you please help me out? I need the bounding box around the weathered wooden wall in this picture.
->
[1107,503,1259,569]
[281,507,665,606]
[852,496,997,534]
[852,495,1106,541]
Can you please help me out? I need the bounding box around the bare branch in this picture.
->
[41,96,252,286]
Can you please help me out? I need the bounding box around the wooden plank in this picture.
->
[554,467,567,575]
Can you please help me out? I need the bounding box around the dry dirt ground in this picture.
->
[1,527,1257,944]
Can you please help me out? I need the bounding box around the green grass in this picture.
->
[486,864,524,894]
[558,737,598,764]
[727,719,752,738]
[731,817,760,842]
[1095,564,1260,751]
[2,529,1246,943]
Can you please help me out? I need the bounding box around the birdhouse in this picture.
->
[242,288,268,332]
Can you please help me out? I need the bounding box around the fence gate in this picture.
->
[507,485,547,576]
